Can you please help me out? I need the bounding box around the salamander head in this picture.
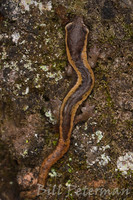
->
[65,17,89,61]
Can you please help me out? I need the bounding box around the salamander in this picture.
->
[38,16,95,186]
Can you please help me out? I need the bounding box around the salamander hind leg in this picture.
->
[74,101,95,125]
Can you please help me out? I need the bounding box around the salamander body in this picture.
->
[38,16,94,186]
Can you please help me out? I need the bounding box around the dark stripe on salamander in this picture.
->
[62,60,92,140]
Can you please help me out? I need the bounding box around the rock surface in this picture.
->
[0,0,133,199]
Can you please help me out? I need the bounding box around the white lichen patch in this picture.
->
[0,33,9,40]
[11,32,20,44]
[20,0,51,13]
[3,61,19,71]
[20,0,33,11]
[3,62,9,69]
[40,65,49,71]
[45,109,57,125]
[21,149,28,157]
[49,168,57,177]
[34,133,38,138]
[22,87,29,95]
[99,145,110,151]
[91,130,104,143]
[116,152,133,175]
[95,130,104,143]
[87,144,111,167]
[13,83,22,96]
[23,105,29,111]
[1,48,7,60]
[45,1,52,11]
[99,153,111,166]
[34,74,41,88]
[32,0,44,12]
[90,146,98,152]
[90,121,97,125]
[65,180,71,187]
[23,60,33,71]
[46,71,62,82]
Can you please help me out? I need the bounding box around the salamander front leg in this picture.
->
[88,45,100,68]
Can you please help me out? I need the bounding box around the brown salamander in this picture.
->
[38,16,95,186]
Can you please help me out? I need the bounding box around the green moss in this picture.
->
[122,23,133,39]
[105,87,114,108]
[67,0,88,17]
[97,25,116,44]
[67,163,73,173]
[125,120,133,129]
[53,141,57,146]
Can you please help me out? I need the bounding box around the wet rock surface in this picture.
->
[0,0,133,199]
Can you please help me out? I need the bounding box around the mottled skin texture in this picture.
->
[38,16,94,188]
